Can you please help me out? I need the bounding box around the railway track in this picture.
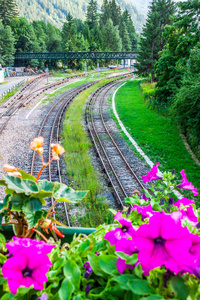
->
[0,73,86,135]
[30,81,96,226]
[86,77,145,208]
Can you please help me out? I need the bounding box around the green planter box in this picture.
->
[1,225,96,244]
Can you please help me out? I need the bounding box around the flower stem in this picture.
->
[35,165,45,183]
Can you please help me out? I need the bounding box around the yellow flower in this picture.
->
[30,136,44,155]
[51,143,65,160]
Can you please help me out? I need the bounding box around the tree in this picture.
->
[155,0,200,103]
[61,13,76,50]
[0,21,15,66]
[119,22,132,51]
[136,0,175,82]
[109,0,121,26]
[0,0,18,25]
[102,18,122,51]
[100,0,111,28]
[86,0,98,30]
[172,45,200,145]
[122,9,138,50]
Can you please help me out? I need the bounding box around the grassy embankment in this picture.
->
[115,80,200,205]
[61,77,118,227]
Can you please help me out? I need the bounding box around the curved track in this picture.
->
[0,73,86,134]
[30,82,95,226]
[86,77,145,208]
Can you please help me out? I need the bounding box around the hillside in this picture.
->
[16,0,145,32]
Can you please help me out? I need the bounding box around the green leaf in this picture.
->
[126,253,138,265]
[1,293,14,300]
[3,175,38,195]
[0,253,6,264]
[125,291,140,300]
[0,180,7,187]
[0,194,11,211]
[140,296,164,300]
[127,279,155,295]
[17,169,36,181]
[99,255,118,275]
[10,193,26,211]
[0,233,6,251]
[63,260,81,289]
[134,263,143,278]
[88,253,104,276]
[53,182,88,203]
[22,197,42,213]
[115,251,130,260]
[112,275,136,290]
[32,180,55,199]
[170,276,189,300]
[59,278,74,300]
[24,211,43,228]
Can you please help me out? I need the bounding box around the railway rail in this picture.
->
[0,73,86,135]
[30,82,96,226]
[86,76,145,208]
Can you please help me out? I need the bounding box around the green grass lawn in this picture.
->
[115,80,200,205]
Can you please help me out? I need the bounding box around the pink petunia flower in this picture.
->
[6,237,55,256]
[131,204,154,220]
[104,211,135,245]
[142,163,162,183]
[115,239,137,273]
[2,238,55,295]
[132,212,193,275]
[177,170,199,196]
[173,198,198,224]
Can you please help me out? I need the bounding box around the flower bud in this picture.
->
[7,172,22,179]
[3,164,17,172]
[30,137,44,156]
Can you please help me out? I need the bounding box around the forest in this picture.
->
[0,0,138,69]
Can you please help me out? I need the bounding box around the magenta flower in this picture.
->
[132,212,193,275]
[115,239,137,273]
[104,211,135,245]
[142,163,162,183]
[2,238,55,295]
[142,191,149,201]
[6,237,55,256]
[173,198,197,224]
[131,204,154,220]
[177,170,199,196]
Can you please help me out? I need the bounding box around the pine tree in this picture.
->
[0,0,18,25]
[61,13,76,50]
[86,0,98,30]
[136,0,175,82]
[100,0,111,28]
[102,18,122,51]
[122,9,138,50]
[119,22,132,51]
[109,0,121,26]
[0,21,15,66]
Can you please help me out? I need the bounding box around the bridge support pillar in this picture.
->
[130,59,132,70]
[84,62,87,73]
[117,59,118,69]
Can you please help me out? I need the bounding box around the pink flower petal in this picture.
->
[116,258,134,274]
[7,279,22,295]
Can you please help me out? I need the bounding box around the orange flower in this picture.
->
[3,164,17,172]
[30,137,44,155]
[51,143,65,160]
[7,172,22,179]
[41,219,64,238]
